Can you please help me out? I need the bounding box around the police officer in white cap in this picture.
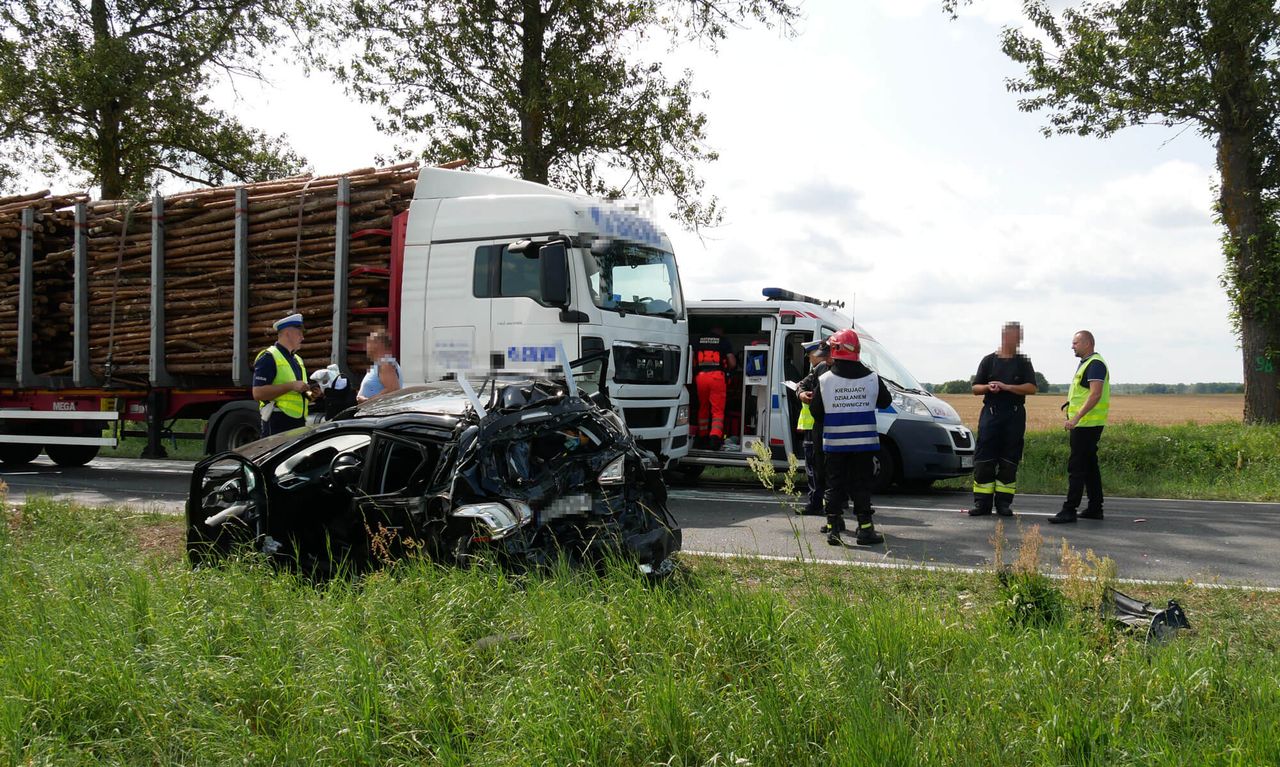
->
[251,313,316,437]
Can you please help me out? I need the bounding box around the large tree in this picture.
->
[0,0,306,199]
[965,0,1280,423]
[320,0,799,229]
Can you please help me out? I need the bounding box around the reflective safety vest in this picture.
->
[256,345,308,419]
[797,402,815,430]
[1068,352,1110,426]
[818,369,880,452]
[693,335,726,372]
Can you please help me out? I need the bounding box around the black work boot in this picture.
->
[854,520,884,546]
[994,493,1014,517]
[1079,507,1104,520]
[824,515,846,544]
[967,494,994,517]
[1048,507,1077,524]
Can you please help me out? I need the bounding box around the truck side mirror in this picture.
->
[539,241,570,307]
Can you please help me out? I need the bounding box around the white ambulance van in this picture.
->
[676,288,974,489]
[402,169,691,463]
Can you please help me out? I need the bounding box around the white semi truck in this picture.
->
[0,166,691,465]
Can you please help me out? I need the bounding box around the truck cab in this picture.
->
[679,288,974,489]
[400,169,690,464]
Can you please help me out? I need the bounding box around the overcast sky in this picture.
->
[30,0,1238,385]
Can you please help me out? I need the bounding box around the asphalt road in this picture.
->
[4,456,1279,587]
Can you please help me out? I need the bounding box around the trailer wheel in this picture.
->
[0,444,42,466]
[46,444,100,468]
[212,408,261,453]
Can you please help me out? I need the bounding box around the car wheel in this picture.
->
[0,443,42,466]
[212,408,261,453]
[872,447,897,493]
[46,444,100,467]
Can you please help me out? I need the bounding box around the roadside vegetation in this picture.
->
[2,497,1279,765]
[700,421,1280,502]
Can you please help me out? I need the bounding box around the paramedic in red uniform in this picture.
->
[692,326,736,450]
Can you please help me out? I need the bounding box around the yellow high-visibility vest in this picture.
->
[1068,352,1109,426]
[798,402,815,430]
[256,345,308,419]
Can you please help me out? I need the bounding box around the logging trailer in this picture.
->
[0,166,691,466]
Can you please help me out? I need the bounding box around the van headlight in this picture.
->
[599,455,626,486]
[891,391,932,418]
[675,404,690,427]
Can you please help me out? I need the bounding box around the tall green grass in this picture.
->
[939,422,1280,500]
[3,499,1280,765]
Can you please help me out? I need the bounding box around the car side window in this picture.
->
[365,436,430,496]
[274,432,372,481]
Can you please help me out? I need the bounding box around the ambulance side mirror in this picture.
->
[539,241,570,308]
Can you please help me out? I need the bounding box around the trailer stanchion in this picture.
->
[232,187,251,386]
[142,388,168,459]
[73,202,96,387]
[149,194,175,386]
[333,177,351,379]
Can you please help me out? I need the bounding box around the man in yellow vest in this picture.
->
[795,338,830,518]
[1049,329,1110,524]
[251,313,315,438]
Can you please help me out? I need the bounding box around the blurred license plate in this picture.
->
[960,456,974,469]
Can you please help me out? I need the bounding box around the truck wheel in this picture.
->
[665,463,705,484]
[212,408,261,453]
[46,444,100,468]
[872,448,897,493]
[0,444,42,466]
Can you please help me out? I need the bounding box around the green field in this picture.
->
[2,498,1279,766]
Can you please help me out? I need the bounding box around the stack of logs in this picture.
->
[0,163,421,383]
[0,191,88,379]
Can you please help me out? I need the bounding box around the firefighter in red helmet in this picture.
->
[691,325,736,449]
[807,328,892,545]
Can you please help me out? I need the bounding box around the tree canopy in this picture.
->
[0,0,306,198]
[318,0,799,229]
[955,0,1280,422]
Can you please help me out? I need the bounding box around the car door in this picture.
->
[186,452,270,565]
[351,432,435,564]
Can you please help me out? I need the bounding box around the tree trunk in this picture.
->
[1218,129,1279,423]
[90,0,125,199]
[516,0,549,184]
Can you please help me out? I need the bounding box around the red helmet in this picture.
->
[827,328,860,361]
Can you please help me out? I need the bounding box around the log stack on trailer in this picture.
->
[0,162,425,462]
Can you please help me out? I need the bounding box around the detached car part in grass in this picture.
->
[186,351,681,577]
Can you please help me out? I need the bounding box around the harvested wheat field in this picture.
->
[937,394,1244,431]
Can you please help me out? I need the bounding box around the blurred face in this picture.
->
[1001,323,1022,350]
[366,335,386,358]
[279,326,304,351]
[1071,332,1092,359]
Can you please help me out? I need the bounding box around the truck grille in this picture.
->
[624,407,670,429]
[613,342,681,385]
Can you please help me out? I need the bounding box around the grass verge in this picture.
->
[2,498,1279,765]
[695,423,1280,502]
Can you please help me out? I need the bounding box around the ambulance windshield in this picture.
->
[581,244,684,319]
[858,336,925,392]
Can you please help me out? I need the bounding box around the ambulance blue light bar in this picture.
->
[763,287,825,305]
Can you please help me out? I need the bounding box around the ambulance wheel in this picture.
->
[212,408,262,453]
[0,444,42,466]
[46,444,100,468]
[872,448,897,493]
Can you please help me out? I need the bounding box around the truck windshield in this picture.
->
[581,244,684,319]
[858,336,925,393]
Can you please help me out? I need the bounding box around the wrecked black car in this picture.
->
[186,352,681,577]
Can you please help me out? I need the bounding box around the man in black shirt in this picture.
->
[968,322,1037,517]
